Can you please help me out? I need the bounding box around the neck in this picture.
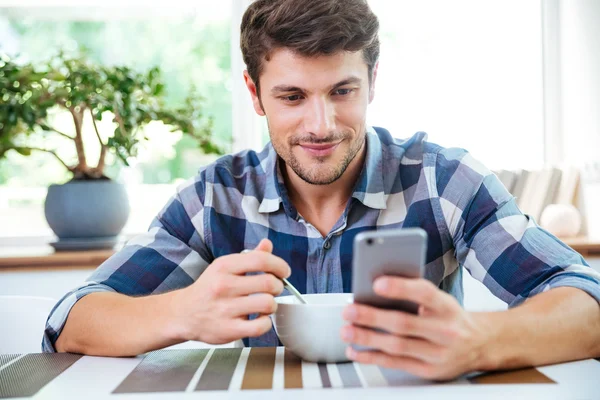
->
[283,139,367,217]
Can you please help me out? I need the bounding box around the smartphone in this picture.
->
[352,227,428,314]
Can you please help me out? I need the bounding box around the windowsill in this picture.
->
[562,236,600,257]
[0,235,135,270]
[0,245,118,270]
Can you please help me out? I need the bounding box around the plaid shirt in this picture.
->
[43,126,600,351]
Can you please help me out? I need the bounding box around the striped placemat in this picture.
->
[113,347,557,394]
[0,355,19,370]
[0,353,82,399]
[0,349,564,398]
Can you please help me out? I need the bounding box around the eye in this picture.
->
[282,94,303,102]
[334,88,354,96]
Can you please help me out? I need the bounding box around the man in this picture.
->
[44,0,600,380]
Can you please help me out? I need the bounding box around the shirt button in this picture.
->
[323,240,331,250]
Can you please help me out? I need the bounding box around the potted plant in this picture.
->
[0,51,223,249]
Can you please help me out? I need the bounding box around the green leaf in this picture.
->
[14,147,32,156]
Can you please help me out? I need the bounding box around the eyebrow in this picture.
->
[270,76,363,95]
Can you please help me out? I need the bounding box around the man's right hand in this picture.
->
[167,238,291,344]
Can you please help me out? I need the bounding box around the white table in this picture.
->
[1,348,599,400]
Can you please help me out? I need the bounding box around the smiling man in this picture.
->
[44,0,600,380]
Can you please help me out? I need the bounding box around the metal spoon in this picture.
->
[280,277,307,304]
[242,249,307,304]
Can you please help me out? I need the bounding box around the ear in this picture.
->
[243,70,266,116]
[368,62,379,104]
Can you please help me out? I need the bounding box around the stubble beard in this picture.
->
[270,126,366,186]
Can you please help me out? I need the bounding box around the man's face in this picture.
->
[244,49,376,185]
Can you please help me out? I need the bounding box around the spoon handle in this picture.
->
[282,277,308,304]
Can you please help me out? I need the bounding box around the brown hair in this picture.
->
[240,0,380,94]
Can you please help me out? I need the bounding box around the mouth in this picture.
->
[299,142,340,157]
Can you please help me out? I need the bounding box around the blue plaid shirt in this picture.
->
[43,126,600,351]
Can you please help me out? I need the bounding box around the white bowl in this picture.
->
[272,293,353,363]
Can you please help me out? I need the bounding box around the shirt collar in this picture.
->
[351,126,387,210]
[258,126,388,214]
[258,144,285,213]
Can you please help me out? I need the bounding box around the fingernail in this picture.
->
[341,326,353,341]
[346,347,357,360]
[343,305,357,321]
[374,278,388,293]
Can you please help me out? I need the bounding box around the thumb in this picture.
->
[254,238,273,253]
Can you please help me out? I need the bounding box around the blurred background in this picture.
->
[1,0,599,243]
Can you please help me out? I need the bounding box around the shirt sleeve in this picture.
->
[434,147,600,308]
[43,178,213,352]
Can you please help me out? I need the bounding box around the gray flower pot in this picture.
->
[44,181,130,249]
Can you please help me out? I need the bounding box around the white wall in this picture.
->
[558,0,600,165]
[368,0,545,172]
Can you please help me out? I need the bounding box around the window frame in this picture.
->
[0,0,568,244]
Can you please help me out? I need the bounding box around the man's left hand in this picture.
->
[341,277,491,381]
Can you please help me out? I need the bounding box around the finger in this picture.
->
[341,324,445,364]
[217,251,291,279]
[224,293,278,317]
[342,303,456,345]
[254,238,273,253]
[345,347,436,380]
[227,274,284,297]
[230,315,273,338]
[373,277,460,315]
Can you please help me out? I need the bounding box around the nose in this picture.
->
[303,96,336,138]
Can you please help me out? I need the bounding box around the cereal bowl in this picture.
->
[272,293,353,363]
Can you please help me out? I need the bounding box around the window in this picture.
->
[367,0,545,171]
[0,1,549,241]
[0,3,232,239]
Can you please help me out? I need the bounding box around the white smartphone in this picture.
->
[352,228,428,314]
